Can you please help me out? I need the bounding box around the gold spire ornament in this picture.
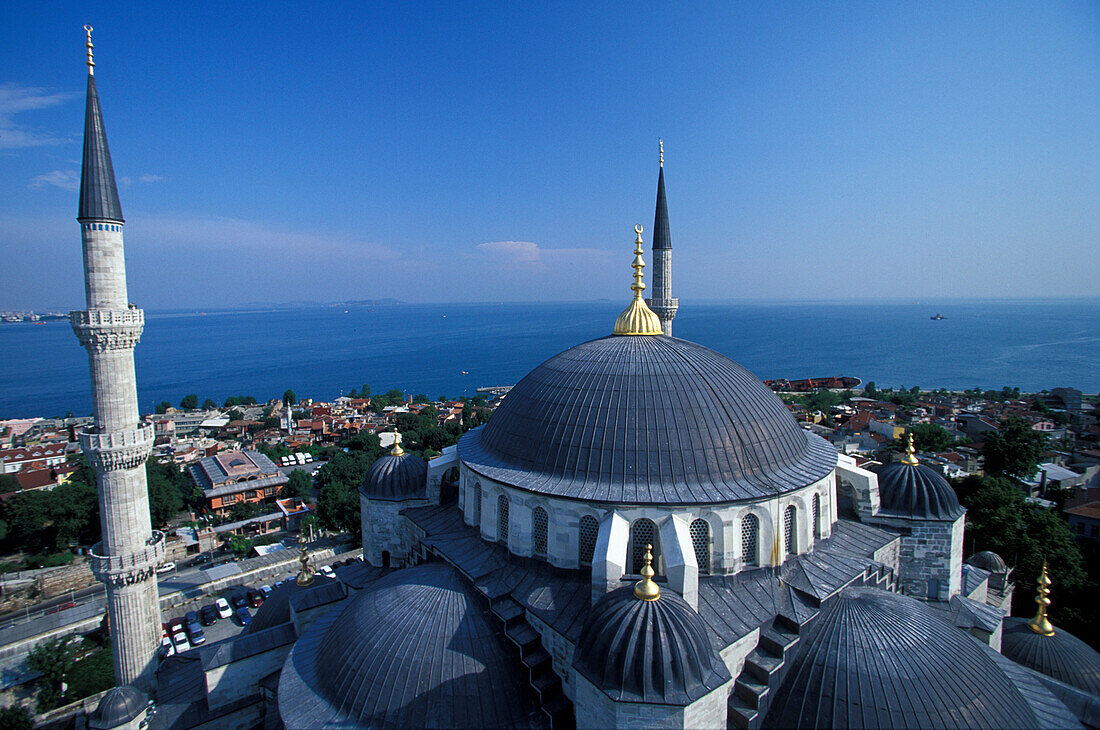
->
[612,225,664,335]
[659,138,664,168]
[1028,561,1055,636]
[901,433,919,466]
[634,544,661,601]
[84,25,95,75]
[296,532,315,586]
[390,426,404,456]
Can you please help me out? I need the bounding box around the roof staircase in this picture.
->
[727,615,802,730]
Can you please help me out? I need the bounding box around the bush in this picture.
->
[0,706,33,730]
[62,647,115,702]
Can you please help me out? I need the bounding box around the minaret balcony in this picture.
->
[80,423,155,472]
[70,307,144,351]
[88,530,166,586]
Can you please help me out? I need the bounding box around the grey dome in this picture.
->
[968,550,1008,574]
[1001,617,1100,695]
[277,563,539,728]
[573,585,730,705]
[764,587,1038,729]
[458,335,837,505]
[873,460,964,520]
[359,451,427,501]
[89,685,147,729]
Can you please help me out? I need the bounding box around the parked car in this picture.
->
[185,622,205,646]
[159,636,175,658]
[168,616,186,634]
[230,595,247,611]
[235,607,252,627]
[156,562,176,574]
[170,631,189,653]
[192,553,213,565]
[259,585,272,599]
[246,588,264,608]
[319,565,335,578]
[215,598,232,619]
[200,605,218,626]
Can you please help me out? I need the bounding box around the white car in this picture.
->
[215,597,232,619]
[160,636,175,657]
[156,562,176,574]
[319,565,335,577]
[170,631,189,652]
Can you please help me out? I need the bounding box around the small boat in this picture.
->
[930,313,945,320]
[461,371,469,375]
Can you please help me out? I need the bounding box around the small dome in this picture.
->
[1001,617,1100,695]
[764,587,1038,729]
[572,585,731,705]
[459,335,837,505]
[359,451,427,501]
[88,685,148,729]
[873,460,964,520]
[278,563,539,728]
[968,550,1008,574]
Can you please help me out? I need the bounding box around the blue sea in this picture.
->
[0,299,1097,419]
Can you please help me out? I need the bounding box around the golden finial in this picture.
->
[612,225,663,335]
[296,532,314,586]
[659,138,664,168]
[1028,560,1055,636]
[900,433,919,466]
[633,544,661,601]
[390,426,404,456]
[84,25,95,76]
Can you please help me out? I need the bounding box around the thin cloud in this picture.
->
[0,84,78,150]
[30,170,79,191]
[138,174,165,183]
[476,240,613,269]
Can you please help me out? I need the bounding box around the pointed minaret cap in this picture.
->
[613,225,663,335]
[78,25,124,223]
[633,544,661,601]
[653,141,671,251]
[1028,561,1055,636]
[900,433,919,466]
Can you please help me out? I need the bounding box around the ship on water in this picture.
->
[931,313,945,320]
[764,376,862,392]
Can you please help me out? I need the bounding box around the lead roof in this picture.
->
[459,335,837,505]
[872,459,965,521]
[1001,617,1100,695]
[79,75,123,223]
[653,166,671,250]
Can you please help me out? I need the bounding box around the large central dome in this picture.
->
[458,334,836,504]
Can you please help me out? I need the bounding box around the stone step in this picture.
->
[522,647,551,672]
[727,692,760,730]
[758,626,799,657]
[734,676,769,710]
[491,596,525,625]
[543,695,575,730]
[532,669,561,698]
[744,650,783,684]
[506,623,540,652]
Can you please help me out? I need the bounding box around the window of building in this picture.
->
[471,483,482,526]
[690,519,711,574]
[742,514,759,566]
[1077,522,1085,535]
[784,505,797,556]
[578,515,598,566]
[497,494,509,544]
[812,493,821,538]
[1092,524,1099,539]
[630,518,658,574]
[532,506,548,557]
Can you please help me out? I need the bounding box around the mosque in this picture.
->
[70,28,1100,730]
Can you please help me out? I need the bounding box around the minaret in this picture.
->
[645,139,678,336]
[71,26,163,690]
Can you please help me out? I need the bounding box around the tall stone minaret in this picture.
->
[645,139,678,335]
[70,26,163,691]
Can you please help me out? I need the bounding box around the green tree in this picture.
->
[180,394,199,410]
[285,469,313,501]
[863,381,877,399]
[982,416,1048,479]
[27,636,77,711]
[888,423,956,453]
[283,389,297,406]
[229,501,261,522]
[155,401,171,414]
[0,474,19,494]
[315,451,374,539]
[201,399,217,410]
[0,705,33,730]
[146,458,186,527]
[412,394,431,404]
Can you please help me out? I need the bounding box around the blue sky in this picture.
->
[3,1,1098,309]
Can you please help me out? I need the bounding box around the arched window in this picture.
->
[532,506,548,557]
[630,518,658,574]
[497,494,509,544]
[578,515,599,566]
[690,519,711,574]
[470,483,482,526]
[742,514,759,566]
[784,505,797,556]
[812,493,821,538]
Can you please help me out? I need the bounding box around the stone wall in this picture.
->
[878,515,963,602]
[205,643,292,710]
[361,495,426,568]
[36,562,95,598]
[572,672,730,729]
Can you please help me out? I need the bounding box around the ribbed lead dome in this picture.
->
[573,585,730,705]
[764,587,1038,729]
[359,451,427,501]
[873,460,964,520]
[1001,617,1100,695]
[88,686,147,729]
[278,563,539,729]
[968,550,1008,574]
[458,335,837,504]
